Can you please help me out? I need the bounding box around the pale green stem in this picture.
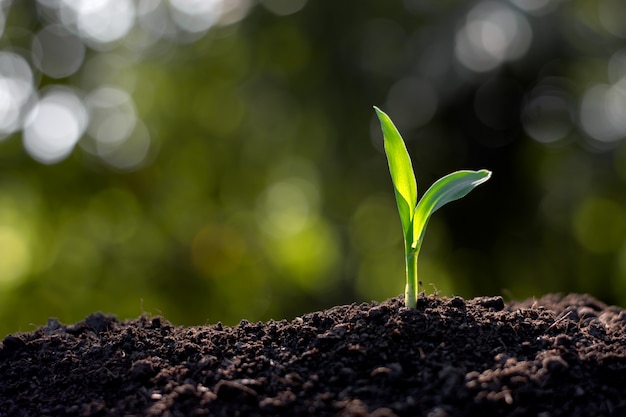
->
[405,249,418,308]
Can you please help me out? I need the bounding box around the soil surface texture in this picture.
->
[2,293,626,417]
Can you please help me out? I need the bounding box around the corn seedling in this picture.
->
[374,106,492,308]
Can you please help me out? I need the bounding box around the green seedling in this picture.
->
[374,106,492,308]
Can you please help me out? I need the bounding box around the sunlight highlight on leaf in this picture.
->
[374,106,417,246]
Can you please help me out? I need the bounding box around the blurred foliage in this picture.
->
[1,0,626,337]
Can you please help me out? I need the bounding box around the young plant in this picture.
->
[374,106,492,308]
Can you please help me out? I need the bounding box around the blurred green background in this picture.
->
[1,0,626,337]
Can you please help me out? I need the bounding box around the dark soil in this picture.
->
[2,293,626,417]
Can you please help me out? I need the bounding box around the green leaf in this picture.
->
[374,106,417,245]
[411,169,492,250]
[374,106,491,308]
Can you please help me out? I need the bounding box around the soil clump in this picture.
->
[2,293,626,416]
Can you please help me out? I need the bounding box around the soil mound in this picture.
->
[2,293,626,416]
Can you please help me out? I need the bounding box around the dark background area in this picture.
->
[1,0,625,337]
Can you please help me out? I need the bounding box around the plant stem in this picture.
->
[405,250,418,308]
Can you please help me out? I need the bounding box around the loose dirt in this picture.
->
[2,293,626,416]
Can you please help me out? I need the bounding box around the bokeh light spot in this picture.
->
[23,87,88,164]
[522,96,572,144]
[257,178,318,238]
[86,86,136,146]
[260,0,307,16]
[573,198,626,253]
[385,77,438,131]
[0,226,30,287]
[510,0,557,15]
[599,0,626,39]
[608,49,626,83]
[79,85,150,170]
[455,1,532,72]
[59,0,136,46]
[522,78,573,144]
[0,7,5,39]
[137,0,177,41]
[31,24,86,79]
[580,83,626,146]
[0,52,35,137]
[169,0,222,33]
[99,120,152,171]
[217,0,252,26]
[265,219,339,292]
